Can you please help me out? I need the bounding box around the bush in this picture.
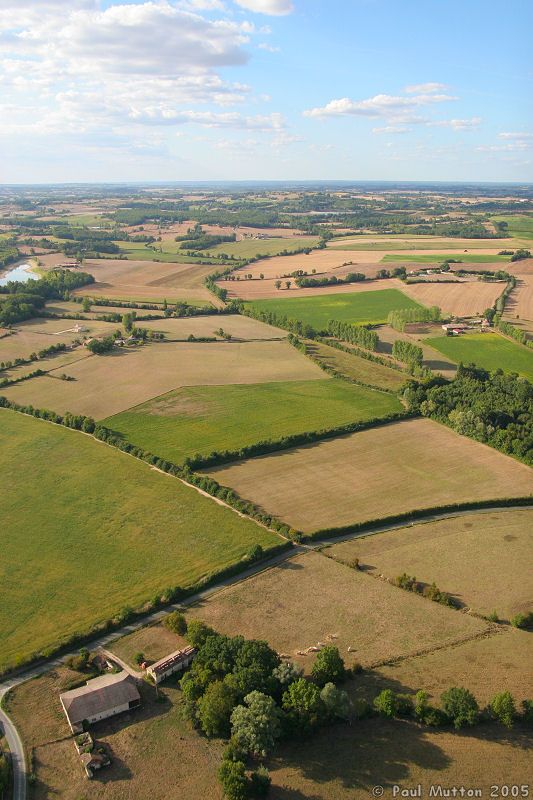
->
[510,611,533,630]
[489,691,516,728]
[441,687,479,729]
[133,652,145,666]
[521,700,533,724]
[165,610,188,635]
[250,766,272,798]
[218,759,249,800]
[373,689,399,718]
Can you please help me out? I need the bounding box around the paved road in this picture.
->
[1,501,531,798]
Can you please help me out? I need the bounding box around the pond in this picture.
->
[0,263,37,287]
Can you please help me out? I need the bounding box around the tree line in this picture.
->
[387,306,441,332]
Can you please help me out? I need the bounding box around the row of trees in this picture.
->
[294,272,366,289]
[0,269,94,326]
[404,365,533,466]
[387,305,441,332]
[392,339,423,366]
[496,319,533,349]
[326,319,379,351]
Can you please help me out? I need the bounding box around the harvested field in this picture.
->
[189,550,487,670]
[328,509,533,619]
[305,339,407,390]
[103,379,403,464]
[221,275,402,301]
[426,333,533,382]
[329,235,511,251]
[504,273,533,323]
[246,288,422,328]
[204,236,319,258]
[69,258,220,305]
[204,418,533,532]
[110,622,187,669]
[400,279,503,316]
[1,340,324,419]
[0,409,280,672]
[222,249,387,281]
[0,318,118,362]
[139,313,286,340]
[5,668,224,800]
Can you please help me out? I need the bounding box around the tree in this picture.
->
[218,759,249,800]
[231,639,280,697]
[86,336,115,354]
[231,691,282,757]
[274,280,281,290]
[82,296,91,312]
[489,691,516,728]
[441,687,479,729]
[320,682,352,721]
[165,610,187,635]
[186,619,216,649]
[282,678,323,732]
[285,280,291,289]
[273,661,303,687]
[197,680,237,737]
[311,645,345,686]
[133,651,145,666]
[122,311,136,332]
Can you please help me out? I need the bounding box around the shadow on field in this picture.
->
[270,672,452,796]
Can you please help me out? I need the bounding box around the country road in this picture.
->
[1,501,531,798]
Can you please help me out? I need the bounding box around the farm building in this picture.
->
[146,646,196,685]
[60,672,141,734]
[442,323,468,333]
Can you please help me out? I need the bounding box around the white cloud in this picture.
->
[258,42,281,52]
[404,82,449,94]
[477,131,533,153]
[303,92,457,121]
[372,125,410,134]
[233,0,293,15]
[498,131,533,140]
[428,117,481,131]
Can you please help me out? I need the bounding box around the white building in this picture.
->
[60,672,141,734]
[146,646,196,685]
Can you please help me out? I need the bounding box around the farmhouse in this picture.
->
[442,322,468,333]
[60,672,141,734]
[146,646,196,685]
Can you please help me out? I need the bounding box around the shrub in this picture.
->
[441,687,479,729]
[521,700,533,724]
[489,691,516,728]
[165,611,188,635]
[311,645,346,686]
[320,682,352,721]
[133,652,145,666]
[218,759,248,800]
[396,573,418,591]
[510,611,533,630]
[373,689,399,718]
[250,765,271,798]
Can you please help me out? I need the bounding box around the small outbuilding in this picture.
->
[60,672,141,734]
[146,646,196,685]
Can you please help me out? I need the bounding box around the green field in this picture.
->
[426,332,533,382]
[103,379,402,464]
[204,236,319,258]
[490,215,533,241]
[247,289,422,328]
[381,253,510,264]
[111,241,228,264]
[0,409,280,673]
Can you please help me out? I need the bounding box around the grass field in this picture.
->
[381,253,510,264]
[0,409,280,672]
[112,240,226,264]
[328,509,533,619]
[204,236,319,258]
[490,214,533,241]
[2,339,324,419]
[204,418,533,532]
[426,332,533,382]
[247,288,422,328]
[329,235,510,252]
[103,379,403,464]
[400,280,503,317]
[189,550,487,669]
[305,339,407,390]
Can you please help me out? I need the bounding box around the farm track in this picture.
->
[2,501,532,800]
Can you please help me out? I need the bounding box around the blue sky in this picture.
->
[0,0,531,182]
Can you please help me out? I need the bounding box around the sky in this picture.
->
[0,0,532,184]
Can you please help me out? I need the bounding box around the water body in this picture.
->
[0,262,37,287]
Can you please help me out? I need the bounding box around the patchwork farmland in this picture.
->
[426,332,533,382]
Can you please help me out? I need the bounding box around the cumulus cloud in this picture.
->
[476,131,533,153]
[233,0,293,14]
[372,125,410,135]
[428,117,481,131]
[303,91,457,121]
